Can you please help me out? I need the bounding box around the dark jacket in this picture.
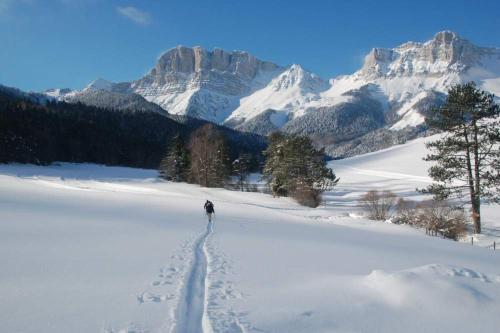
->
[204,201,214,214]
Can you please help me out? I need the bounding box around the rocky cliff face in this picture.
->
[130,46,283,122]
[153,46,279,79]
[359,31,494,78]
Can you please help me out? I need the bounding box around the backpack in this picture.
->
[205,202,214,213]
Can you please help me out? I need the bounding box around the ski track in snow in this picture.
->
[172,219,214,333]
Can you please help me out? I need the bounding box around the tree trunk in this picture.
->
[471,200,481,234]
[472,119,482,234]
[463,128,479,233]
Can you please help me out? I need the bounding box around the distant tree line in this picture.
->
[159,127,339,207]
[0,90,265,169]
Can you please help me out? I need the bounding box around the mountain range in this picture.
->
[39,31,500,157]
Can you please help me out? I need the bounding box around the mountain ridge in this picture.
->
[39,31,500,157]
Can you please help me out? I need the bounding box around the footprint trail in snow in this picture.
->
[173,219,214,333]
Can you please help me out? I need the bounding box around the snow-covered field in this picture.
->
[1,137,499,333]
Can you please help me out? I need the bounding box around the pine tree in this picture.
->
[263,133,339,206]
[233,153,251,191]
[263,132,288,196]
[422,82,500,234]
[159,134,190,182]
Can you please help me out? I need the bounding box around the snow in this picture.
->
[43,88,78,100]
[389,91,430,130]
[133,80,199,117]
[268,110,289,128]
[85,78,114,92]
[226,64,329,123]
[1,137,500,332]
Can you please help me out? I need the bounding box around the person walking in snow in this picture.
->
[204,200,215,222]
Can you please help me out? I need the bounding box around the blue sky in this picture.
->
[1,0,499,91]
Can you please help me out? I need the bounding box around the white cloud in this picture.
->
[116,6,151,25]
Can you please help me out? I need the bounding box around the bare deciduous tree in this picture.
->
[188,124,229,187]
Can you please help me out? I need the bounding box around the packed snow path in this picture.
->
[173,219,214,333]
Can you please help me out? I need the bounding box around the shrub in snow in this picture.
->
[359,190,398,220]
[292,181,322,207]
[396,199,468,241]
[395,198,420,225]
[416,201,468,241]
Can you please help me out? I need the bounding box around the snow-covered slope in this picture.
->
[225,64,329,125]
[1,136,500,332]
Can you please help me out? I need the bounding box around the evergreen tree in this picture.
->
[232,153,251,191]
[159,134,190,181]
[263,133,339,207]
[263,132,288,196]
[422,82,500,234]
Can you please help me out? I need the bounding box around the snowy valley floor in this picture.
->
[1,136,500,333]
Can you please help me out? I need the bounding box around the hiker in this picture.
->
[204,200,215,222]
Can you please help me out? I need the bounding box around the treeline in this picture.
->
[160,128,339,207]
[0,90,265,169]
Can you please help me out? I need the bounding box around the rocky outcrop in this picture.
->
[130,46,283,122]
[359,31,497,78]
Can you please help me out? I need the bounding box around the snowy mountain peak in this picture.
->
[225,64,330,126]
[272,64,327,92]
[433,30,459,42]
[43,88,76,99]
[150,46,281,80]
[85,78,114,92]
[358,30,493,79]
[130,46,284,122]
[425,30,480,64]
